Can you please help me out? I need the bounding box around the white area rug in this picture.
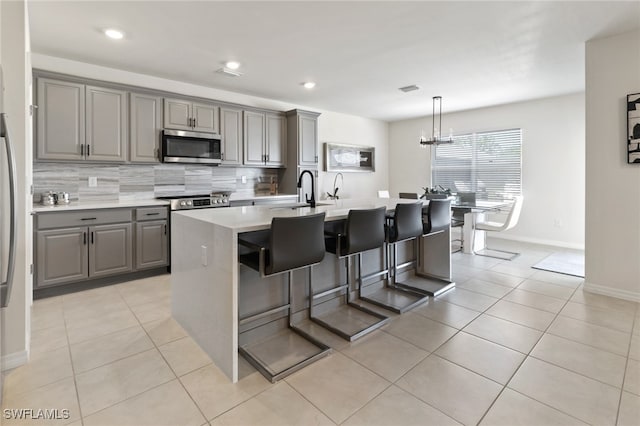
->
[532,252,585,278]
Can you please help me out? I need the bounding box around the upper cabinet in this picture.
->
[36,78,85,161]
[286,109,320,167]
[130,93,162,163]
[86,86,128,162]
[220,106,243,166]
[164,98,219,134]
[243,110,286,167]
[36,78,128,162]
[265,113,286,167]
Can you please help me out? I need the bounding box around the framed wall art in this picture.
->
[324,143,375,172]
[628,93,640,163]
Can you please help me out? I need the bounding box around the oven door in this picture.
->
[162,130,222,164]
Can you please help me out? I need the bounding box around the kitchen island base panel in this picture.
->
[171,213,238,382]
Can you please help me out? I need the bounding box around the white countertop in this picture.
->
[32,199,170,213]
[228,193,298,202]
[174,197,425,233]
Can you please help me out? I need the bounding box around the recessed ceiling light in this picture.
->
[303,82,316,89]
[225,61,240,70]
[104,29,124,40]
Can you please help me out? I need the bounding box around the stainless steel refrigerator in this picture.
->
[0,66,18,402]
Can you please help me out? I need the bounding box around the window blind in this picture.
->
[432,128,522,201]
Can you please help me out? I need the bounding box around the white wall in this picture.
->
[389,93,586,249]
[31,54,389,200]
[584,29,640,302]
[1,0,32,370]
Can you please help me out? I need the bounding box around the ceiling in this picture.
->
[28,1,640,122]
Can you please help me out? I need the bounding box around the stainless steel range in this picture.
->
[156,191,231,211]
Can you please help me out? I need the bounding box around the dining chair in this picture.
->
[472,196,524,260]
[399,192,418,199]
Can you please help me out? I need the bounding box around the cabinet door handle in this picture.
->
[90,231,94,244]
[80,144,84,156]
[145,212,160,216]
[221,152,224,160]
[193,117,197,127]
[80,217,97,221]
[164,224,167,235]
[87,144,91,156]
[83,232,87,245]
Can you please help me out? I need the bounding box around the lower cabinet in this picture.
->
[136,220,168,270]
[35,207,169,289]
[89,223,133,278]
[36,227,89,287]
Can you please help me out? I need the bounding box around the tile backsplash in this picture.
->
[33,163,279,202]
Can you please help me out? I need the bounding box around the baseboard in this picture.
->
[490,234,585,251]
[1,350,28,371]
[584,281,640,303]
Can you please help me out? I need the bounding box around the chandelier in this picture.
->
[419,96,453,146]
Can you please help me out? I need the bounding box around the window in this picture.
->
[432,128,522,201]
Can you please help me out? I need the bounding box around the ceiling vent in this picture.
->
[216,67,243,77]
[399,85,420,93]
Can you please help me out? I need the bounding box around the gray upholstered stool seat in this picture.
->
[237,213,331,383]
[358,202,430,314]
[310,207,390,341]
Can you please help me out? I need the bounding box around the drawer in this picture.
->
[37,209,132,229]
[136,207,168,221]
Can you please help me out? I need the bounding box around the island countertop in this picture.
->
[173,197,425,233]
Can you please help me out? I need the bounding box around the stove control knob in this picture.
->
[187,200,193,206]
[180,201,187,207]
[215,199,221,204]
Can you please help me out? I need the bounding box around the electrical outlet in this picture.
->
[201,245,208,266]
[241,175,247,184]
[88,176,98,187]
[553,219,563,227]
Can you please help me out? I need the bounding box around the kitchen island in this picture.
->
[170,198,453,382]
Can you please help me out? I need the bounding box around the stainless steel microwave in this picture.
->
[161,129,222,165]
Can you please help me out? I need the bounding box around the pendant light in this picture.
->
[419,96,453,147]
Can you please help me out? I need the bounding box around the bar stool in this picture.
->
[394,199,456,297]
[237,213,331,383]
[311,207,390,341]
[360,202,429,314]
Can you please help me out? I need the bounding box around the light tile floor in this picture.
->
[3,241,640,426]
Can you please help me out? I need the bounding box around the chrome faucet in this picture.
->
[297,170,316,207]
[327,172,343,200]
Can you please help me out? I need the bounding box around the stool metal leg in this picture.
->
[309,253,389,342]
[239,267,331,383]
[359,239,430,314]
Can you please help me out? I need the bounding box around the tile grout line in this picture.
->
[614,301,639,426]
[61,294,86,426]
[114,283,212,425]
[475,278,585,425]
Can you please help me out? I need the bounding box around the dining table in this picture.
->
[451,199,512,254]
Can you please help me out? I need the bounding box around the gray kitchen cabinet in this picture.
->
[279,109,321,199]
[88,223,133,278]
[220,106,243,165]
[244,110,286,167]
[164,98,219,133]
[265,113,286,167]
[136,220,168,269]
[85,85,128,162]
[36,78,85,161]
[34,206,169,290]
[298,113,319,165]
[130,92,162,163]
[244,110,266,165]
[36,227,89,287]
